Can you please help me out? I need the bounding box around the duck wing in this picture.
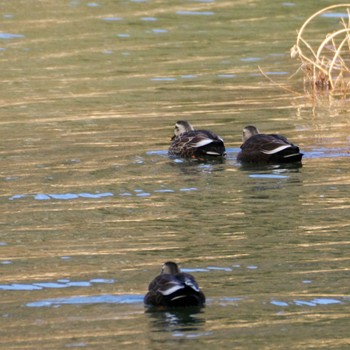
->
[144,273,205,306]
[175,273,201,293]
[243,134,292,153]
[175,130,221,148]
[147,273,200,295]
[169,130,225,157]
[238,134,302,163]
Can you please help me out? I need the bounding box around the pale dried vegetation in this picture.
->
[290,4,350,97]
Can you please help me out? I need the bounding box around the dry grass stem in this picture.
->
[291,4,350,95]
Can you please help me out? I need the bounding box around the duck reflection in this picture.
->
[238,161,302,172]
[145,306,205,334]
[170,158,226,176]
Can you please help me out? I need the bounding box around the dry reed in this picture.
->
[290,4,350,95]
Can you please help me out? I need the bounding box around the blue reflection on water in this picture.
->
[176,10,215,15]
[321,12,348,18]
[150,77,177,81]
[181,74,198,79]
[26,294,144,307]
[266,71,289,75]
[173,331,213,338]
[220,297,242,302]
[0,278,115,291]
[312,298,342,305]
[1,284,42,291]
[305,149,350,159]
[249,174,289,179]
[141,17,157,21]
[294,300,317,306]
[182,268,209,272]
[182,265,233,273]
[8,187,200,201]
[240,57,261,62]
[207,266,233,272]
[22,292,346,309]
[146,150,168,155]
[0,261,11,265]
[271,298,343,307]
[0,33,25,39]
[120,192,132,196]
[154,189,175,193]
[217,74,236,78]
[151,29,168,34]
[136,192,151,197]
[271,300,289,307]
[9,192,114,201]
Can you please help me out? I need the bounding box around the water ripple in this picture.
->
[217,74,236,78]
[26,294,144,307]
[9,192,114,201]
[151,29,168,34]
[101,17,123,21]
[141,17,157,21]
[271,297,344,307]
[248,174,289,179]
[305,148,350,159]
[150,77,177,81]
[0,278,115,291]
[8,187,199,201]
[0,33,25,39]
[321,12,348,18]
[176,10,215,16]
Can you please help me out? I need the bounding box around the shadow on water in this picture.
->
[145,306,207,336]
[169,158,227,176]
[238,162,302,174]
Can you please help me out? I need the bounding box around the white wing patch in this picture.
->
[159,278,200,295]
[185,278,200,292]
[193,138,213,148]
[261,145,291,154]
[283,153,300,158]
[160,282,184,296]
[205,151,221,156]
[170,295,188,301]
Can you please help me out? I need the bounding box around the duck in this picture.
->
[144,261,206,307]
[237,125,303,164]
[168,120,226,160]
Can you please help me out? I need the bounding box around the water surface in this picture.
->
[1,0,350,349]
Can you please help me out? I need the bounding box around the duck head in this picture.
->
[171,120,194,140]
[161,261,181,275]
[242,125,260,142]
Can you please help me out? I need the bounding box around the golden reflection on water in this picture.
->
[1,0,350,349]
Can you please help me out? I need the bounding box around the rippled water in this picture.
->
[1,0,350,349]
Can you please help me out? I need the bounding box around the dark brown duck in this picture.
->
[168,120,226,159]
[237,125,303,164]
[144,261,206,307]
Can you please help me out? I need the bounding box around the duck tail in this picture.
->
[271,146,303,163]
[196,140,226,157]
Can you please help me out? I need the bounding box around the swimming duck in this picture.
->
[168,120,226,159]
[144,261,206,307]
[237,125,303,164]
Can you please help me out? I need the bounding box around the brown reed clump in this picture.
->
[290,4,350,95]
